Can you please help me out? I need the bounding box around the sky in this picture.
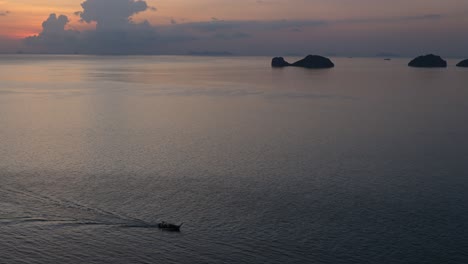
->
[0,0,467,56]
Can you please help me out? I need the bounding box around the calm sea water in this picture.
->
[0,55,468,264]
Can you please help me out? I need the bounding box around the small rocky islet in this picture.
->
[408,55,468,68]
[456,59,468,67]
[272,55,334,69]
[271,57,291,67]
[408,54,447,68]
[272,54,467,68]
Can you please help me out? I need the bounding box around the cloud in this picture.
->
[171,19,327,34]
[76,0,149,31]
[24,14,80,53]
[24,14,160,54]
[41,14,70,35]
[24,0,160,54]
[19,0,467,57]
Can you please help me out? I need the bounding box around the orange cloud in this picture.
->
[0,0,81,37]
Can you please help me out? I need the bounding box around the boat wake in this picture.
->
[0,185,163,230]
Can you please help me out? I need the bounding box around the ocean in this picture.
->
[0,55,467,263]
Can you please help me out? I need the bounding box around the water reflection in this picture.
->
[1,55,468,264]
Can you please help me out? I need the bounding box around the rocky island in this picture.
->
[456,59,468,67]
[408,54,447,68]
[271,57,291,67]
[272,55,335,69]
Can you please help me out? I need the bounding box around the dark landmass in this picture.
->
[456,59,468,67]
[408,54,447,68]
[271,57,291,67]
[292,55,335,68]
[271,55,334,69]
[188,51,234,56]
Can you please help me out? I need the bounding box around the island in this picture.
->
[408,54,447,68]
[272,55,335,69]
[456,59,468,67]
[271,57,291,67]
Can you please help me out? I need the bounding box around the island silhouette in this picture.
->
[408,54,447,68]
[272,55,335,69]
[457,59,468,67]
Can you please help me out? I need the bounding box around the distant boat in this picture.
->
[384,58,391,61]
[158,221,183,231]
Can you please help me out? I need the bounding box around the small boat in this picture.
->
[158,221,183,231]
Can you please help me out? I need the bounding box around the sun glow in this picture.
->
[0,0,467,56]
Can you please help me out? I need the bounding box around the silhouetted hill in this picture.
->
[271,55,334,69]
[292,55,334,68]
[271,57,290,67]
[456,59,468,67]
[408,54,447,68]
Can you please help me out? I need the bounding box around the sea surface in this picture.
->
[0,55,468,264]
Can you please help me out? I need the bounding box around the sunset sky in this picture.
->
[1,0,467,56]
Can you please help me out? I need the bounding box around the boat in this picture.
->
[158,221,183,231]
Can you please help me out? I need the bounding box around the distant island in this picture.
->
[272,55,335,69]
[408,54,447,68]
[456,59,468,67]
